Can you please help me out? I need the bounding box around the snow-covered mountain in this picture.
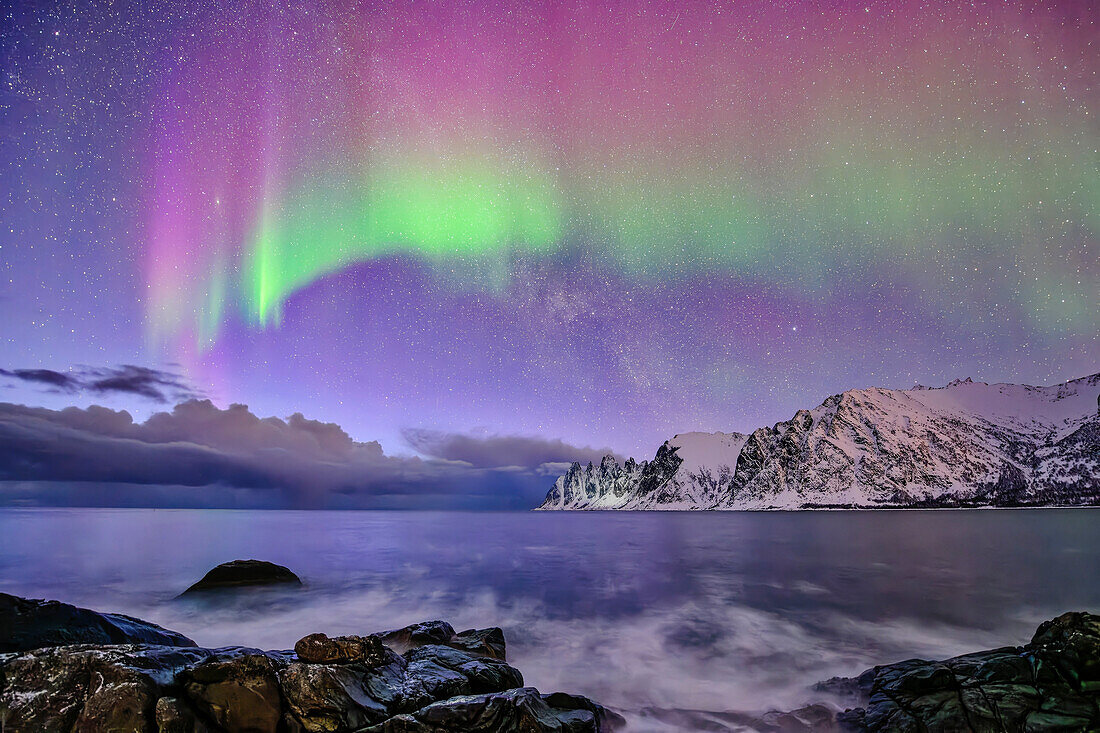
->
[538,374,1100,510]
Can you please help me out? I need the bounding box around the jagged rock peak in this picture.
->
[539,372,1100,510]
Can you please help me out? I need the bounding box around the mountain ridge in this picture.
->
[538,373,1100,510]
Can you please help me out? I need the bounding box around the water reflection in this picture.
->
[1,508,1097,720]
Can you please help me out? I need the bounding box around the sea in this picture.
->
[2,507,1098,729]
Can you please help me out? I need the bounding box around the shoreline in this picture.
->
[1,504,1099,513]
[2,593,1097,732]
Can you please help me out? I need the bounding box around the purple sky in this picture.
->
[1,0,1095,464]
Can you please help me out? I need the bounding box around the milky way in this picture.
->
[1,0,1096,453]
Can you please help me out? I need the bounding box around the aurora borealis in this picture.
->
[1,0,1096,456]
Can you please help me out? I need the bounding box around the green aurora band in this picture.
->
[239,132,1096,330]
[145,0,1097,352]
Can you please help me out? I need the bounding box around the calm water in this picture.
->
[1,508,1098,728]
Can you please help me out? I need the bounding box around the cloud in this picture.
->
[0,365,202,402]
[85,365,201,401]
[0,400,580,509]
[0,368,79,391]
[402,428,621,470]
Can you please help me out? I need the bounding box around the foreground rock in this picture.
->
[0,592,196,652]
[636,703,839,732]
[630,612,1100,732]
[294,632,389,665]
[831,610,1100,732]
[181,559,302,594]
[0,596,623,732]
[5,594,1093,733]
[380,620,507,660]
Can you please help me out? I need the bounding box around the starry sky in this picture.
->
[1,0,1096,458]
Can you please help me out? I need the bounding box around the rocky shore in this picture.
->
[0,593,623,732]
[1,590,1097,732]
[637,611,1100,732]
[828,610,1100,732]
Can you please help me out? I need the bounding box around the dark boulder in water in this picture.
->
[180,559,302,594]
[0,591,196,652]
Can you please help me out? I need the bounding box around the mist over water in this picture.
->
[2,508,1098,727]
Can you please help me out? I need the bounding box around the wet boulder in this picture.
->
[835,611,1100,732]
[0,592,196,652]
[156,696,212,733]
[631,611,1100,732]
[634,704,838,732]
[542,692,629,732]
[403,644,523,697]
[1029,610,1100,686]
[378,620,456,654]
[379,620,508,660]
[367,687,624,732]
[279,660,395,731]
[0,644,210,732]
[181,647,289,732]
[0,594,623,733]
[393,645,508,711]
[294,632,389,666]
[448,627,508,661]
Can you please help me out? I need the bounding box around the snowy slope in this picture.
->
[538,373,1100,510]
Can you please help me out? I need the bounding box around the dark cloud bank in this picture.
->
[403,428,618,471]
[0,401,613,510]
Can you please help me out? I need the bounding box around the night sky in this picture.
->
[1,0,1096,457]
